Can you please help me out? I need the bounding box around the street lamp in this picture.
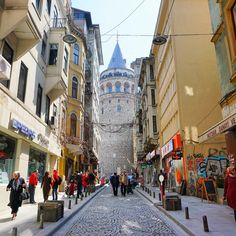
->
[152,35,168,45]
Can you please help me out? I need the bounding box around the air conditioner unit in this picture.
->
[50,116,57,128]
[0,54,11,80]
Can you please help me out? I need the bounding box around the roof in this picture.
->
[108,42,126,69]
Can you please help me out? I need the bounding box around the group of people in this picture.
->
[6,169,62,220]
[110,171,136,197]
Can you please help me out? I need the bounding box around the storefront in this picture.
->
[0,132,16,184]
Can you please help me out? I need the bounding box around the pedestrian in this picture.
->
[82,171,89,194]
[52,170,62,200]
[110,173,119,196]
[138,172,144,188]
[223,166,236,222]
[68,178,76,198]
[76,172,83,199]
[28,170,38,203]
[88,170,96,193]
[6,171,26,220]
[41,171,51,202]
[119,171,128,196]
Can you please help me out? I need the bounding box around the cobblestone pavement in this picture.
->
[58,186,188,236]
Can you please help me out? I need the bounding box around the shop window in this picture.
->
[48,44,58,65]
[28,148,46,183]
[17,62,28,103]
[0,134,16,184]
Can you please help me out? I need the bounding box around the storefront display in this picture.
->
[0,133,16,184]
[28,148,46,183]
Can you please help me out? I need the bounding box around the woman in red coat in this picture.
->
[224,166,236,222]
[82,172,89,193]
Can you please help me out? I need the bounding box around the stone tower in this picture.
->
[99,42,135,177]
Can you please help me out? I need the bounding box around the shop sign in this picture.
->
[199,112,236,142]
[37,133,49,148]
[12,119,36,139]
[150,149,156,158]
[161,139,174,158]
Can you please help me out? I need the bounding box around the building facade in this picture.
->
[201,0,236,167]
[0,0,70,210]
[151,0,225,194]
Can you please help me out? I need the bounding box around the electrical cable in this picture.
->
[102,0,146,36]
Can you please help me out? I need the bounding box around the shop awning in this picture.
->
[198,112,236,143]
[66,144,83,155]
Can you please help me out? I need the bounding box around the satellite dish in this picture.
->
[63,34,77,44]
[152,35,167,45]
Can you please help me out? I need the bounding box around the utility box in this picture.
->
[37,200,64,222]
[164,194,182,211]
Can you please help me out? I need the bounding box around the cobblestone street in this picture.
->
[57,186,188,236]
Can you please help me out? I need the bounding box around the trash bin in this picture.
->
[37,200,64,222]
[164,194,182,210]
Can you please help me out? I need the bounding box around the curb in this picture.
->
[42,185,106,236]
[136,188,196,236]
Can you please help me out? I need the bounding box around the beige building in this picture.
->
[151,0,225,194]
[0,0,70,210]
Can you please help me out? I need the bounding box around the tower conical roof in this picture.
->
[108,42,126,69]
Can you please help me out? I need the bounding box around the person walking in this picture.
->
[88,170,96,193]
[119,171,128,197]
[76,172,83,199]
[223,166,236,222]
[28,170,38,203]
[52,170,61,200]
[41,171,51,202]
[110,173,119,196]
[82,171,89,194]
[6,171,26,220]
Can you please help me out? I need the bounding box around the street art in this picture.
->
[197,156,229,178]
[188,170,196,196]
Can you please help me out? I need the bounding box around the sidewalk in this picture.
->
[0,185,106,236]
[136,185,236,236]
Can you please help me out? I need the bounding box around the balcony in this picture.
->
[0,54,11,80]
[0,0,42,58]
[45,18,69,101]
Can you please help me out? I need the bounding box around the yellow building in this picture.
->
[59,26,87,181]
[151,0,225,194]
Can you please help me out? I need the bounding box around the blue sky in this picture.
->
[71,0,161,72]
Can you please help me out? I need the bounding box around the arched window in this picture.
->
[72,77,78,99]
[100,85,104,94]
[117,104,121,112]
[106,83,112,93]
[115,81,121,92]
[70,113,77,137]
[73,44,79,64]
[124,82,130,93]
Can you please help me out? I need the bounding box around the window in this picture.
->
[153,115,157,133]
[45,96,50,124]
[17,62,28,102]
[36,84,43,117]
[124,82,130,93]
[115,82,121,92]
[70,113,77,137]
[225,0,236,62]
[131,84,134,93]
[0,42,13,88]
[117,105,121,112]
[73,44,79,64]
[35,0,42,13]
[48,44,58,65]
[101,107,104,114]
[150,65,154,80]
[72,77,78,99]
[53,104,57,116]
[151,89,156,106]
[53,6,58,27]
[100,85,104,94]
[106,83,112,93]
[41,31,47,60]
[63,48,68,73]
[47,0,51,15]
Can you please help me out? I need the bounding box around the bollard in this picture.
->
[81,194,83,200]
[203,215,209,232]
[142,186,144,191]
[39,213,44,229]
[85,191,87,197]
[185,207,189,219]
[159,193,161,201]
[153,192,155,198]
[75,197,78,205]
[149,191,152,196]
[147,189,149,194]
[12,227,17,236]
[88,190,91,196]
[68,199,71,209]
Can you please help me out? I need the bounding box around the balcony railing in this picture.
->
[50,18,67,29]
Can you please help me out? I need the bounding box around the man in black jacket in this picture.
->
[110,173,119,196]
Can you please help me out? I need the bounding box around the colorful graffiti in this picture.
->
[197,156,229,178]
